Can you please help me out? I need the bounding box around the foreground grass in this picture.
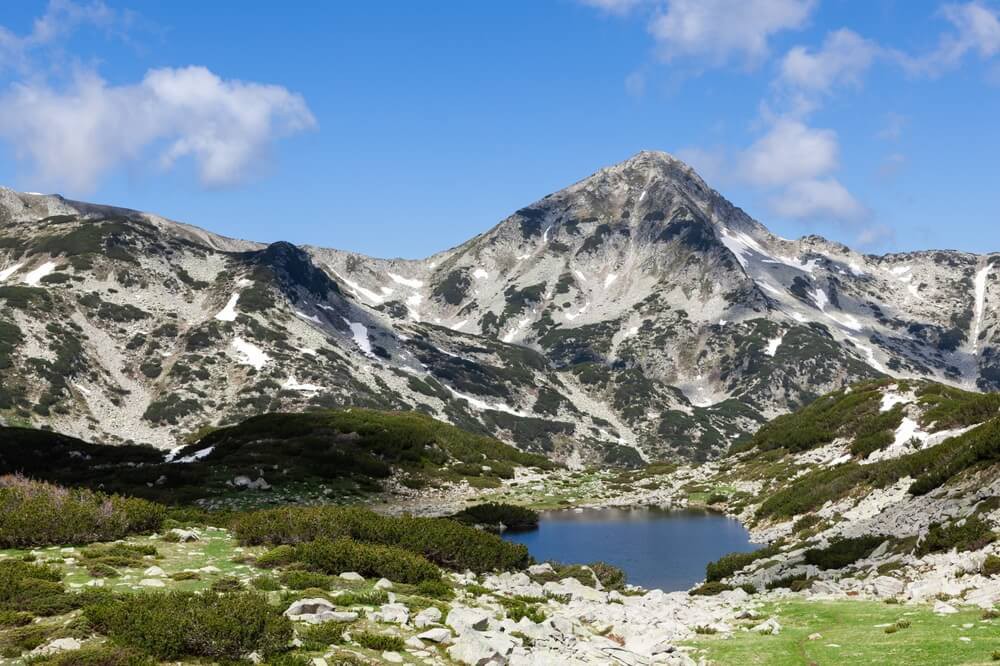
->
[688,600,1000,666]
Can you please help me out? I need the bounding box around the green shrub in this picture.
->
[500,598,546,623]
[334,589,389,607]
[232,506,530,573]
[83,591,292,661]
[298,622,346,650]
[0,475,164,548]
[169,571,200,581]
[294,538,440,584]
[450,503,539,532]
[352,631,404,651]
[804,536,884,569]
[689,582,733,596]
[792,514,822,533]
[210,576,244,592]
[251,576,280,591]
[918,516,996,555]
[588,561,627,591]
[256,544,297,568]
[0,610,32,627]
[279,570,332,590]
[415,579,454,600]
[706,544,782,582]
[0,560,77,616]
[983,555,1000,577]
[31,645,157,666]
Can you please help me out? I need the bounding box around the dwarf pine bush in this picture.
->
[231,505,530,572]
[0,475,164,548]
[83,591,292,661]
[294,538,441,584]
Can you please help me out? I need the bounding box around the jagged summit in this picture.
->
[0,153,997,466]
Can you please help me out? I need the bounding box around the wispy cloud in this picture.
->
[0,1,315,193]
[895,1,1000,76]
[647,0,816,67]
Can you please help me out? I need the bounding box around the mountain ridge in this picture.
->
[0,151,997,465]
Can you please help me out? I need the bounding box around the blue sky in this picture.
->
[0,1,998,258]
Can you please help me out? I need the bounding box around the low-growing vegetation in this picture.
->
[0,475,164,548]
[231,505,531,572]
[450,502,540,532]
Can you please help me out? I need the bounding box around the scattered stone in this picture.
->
[381,651,404,663]
[375,603,409,625]
[374,577,394,590]
[170,528,200,542]
[143,566,166,577]
[751,618,781,635]
[447,631,515,666]
[30,638,81,657]
[139,578,165,588]
[417,628,453,644]
[446,607,490,632]
[339,572,364,581]
[415,606,442,628]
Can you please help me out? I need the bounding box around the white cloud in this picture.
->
[768,177,867,222]
[780,28,879,93]
[0,66,316,191]
[897,1,1000,75]
[648,0,816,66]
[738,119,839,187]
[0,0,126,73]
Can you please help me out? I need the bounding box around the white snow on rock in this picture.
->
[172,446,214,464]
[342,319,372,354]
[604,273,617,288]
[329,268,384,305]
[573,269,588,283]
[282,376,324,393]
[406,293,423,321]
[501,315,531,343]
[232,337,269,370]
[971,263,992,353]
[0,263,23,282]
[447,386,532,418]
[449,319,468,331]
[765,335,784,357]
[294,310,323,325]
[214,293,240,322]
[812,288,829,311]
[22,261,56,286]
[387,272,425,289]
[473,268,489,280]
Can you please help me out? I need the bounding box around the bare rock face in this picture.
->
[1,152,997,465]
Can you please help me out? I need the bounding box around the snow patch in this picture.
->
[387,272,424,289]
[342,319,372,354]
[282,376,324,393]
[765,335,784,357]
[0,263,23,282]
[449,319,468,331]
[330,268,384,305]
[294,310,323,325]
[971,263,992,353]
[172,446,215,464]
[573,270,588,283]
[232,337,269,370]
[604,273,617,288]
[214,293,240,322]
[446,386,532,418]
[22,261,56,286]
[473,268,489,280]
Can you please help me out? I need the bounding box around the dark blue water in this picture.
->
[504,507,759,591]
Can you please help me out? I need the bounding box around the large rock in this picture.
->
[415,606,443,628]
[285,598,359,624]
[447,607,491,632]
[448,631,515,665]
[375,603,409,625]
[417,627,453,644]
[871,576,905,598]
[169,528,200,542]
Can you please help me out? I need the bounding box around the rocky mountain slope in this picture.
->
[1,152,998,464]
